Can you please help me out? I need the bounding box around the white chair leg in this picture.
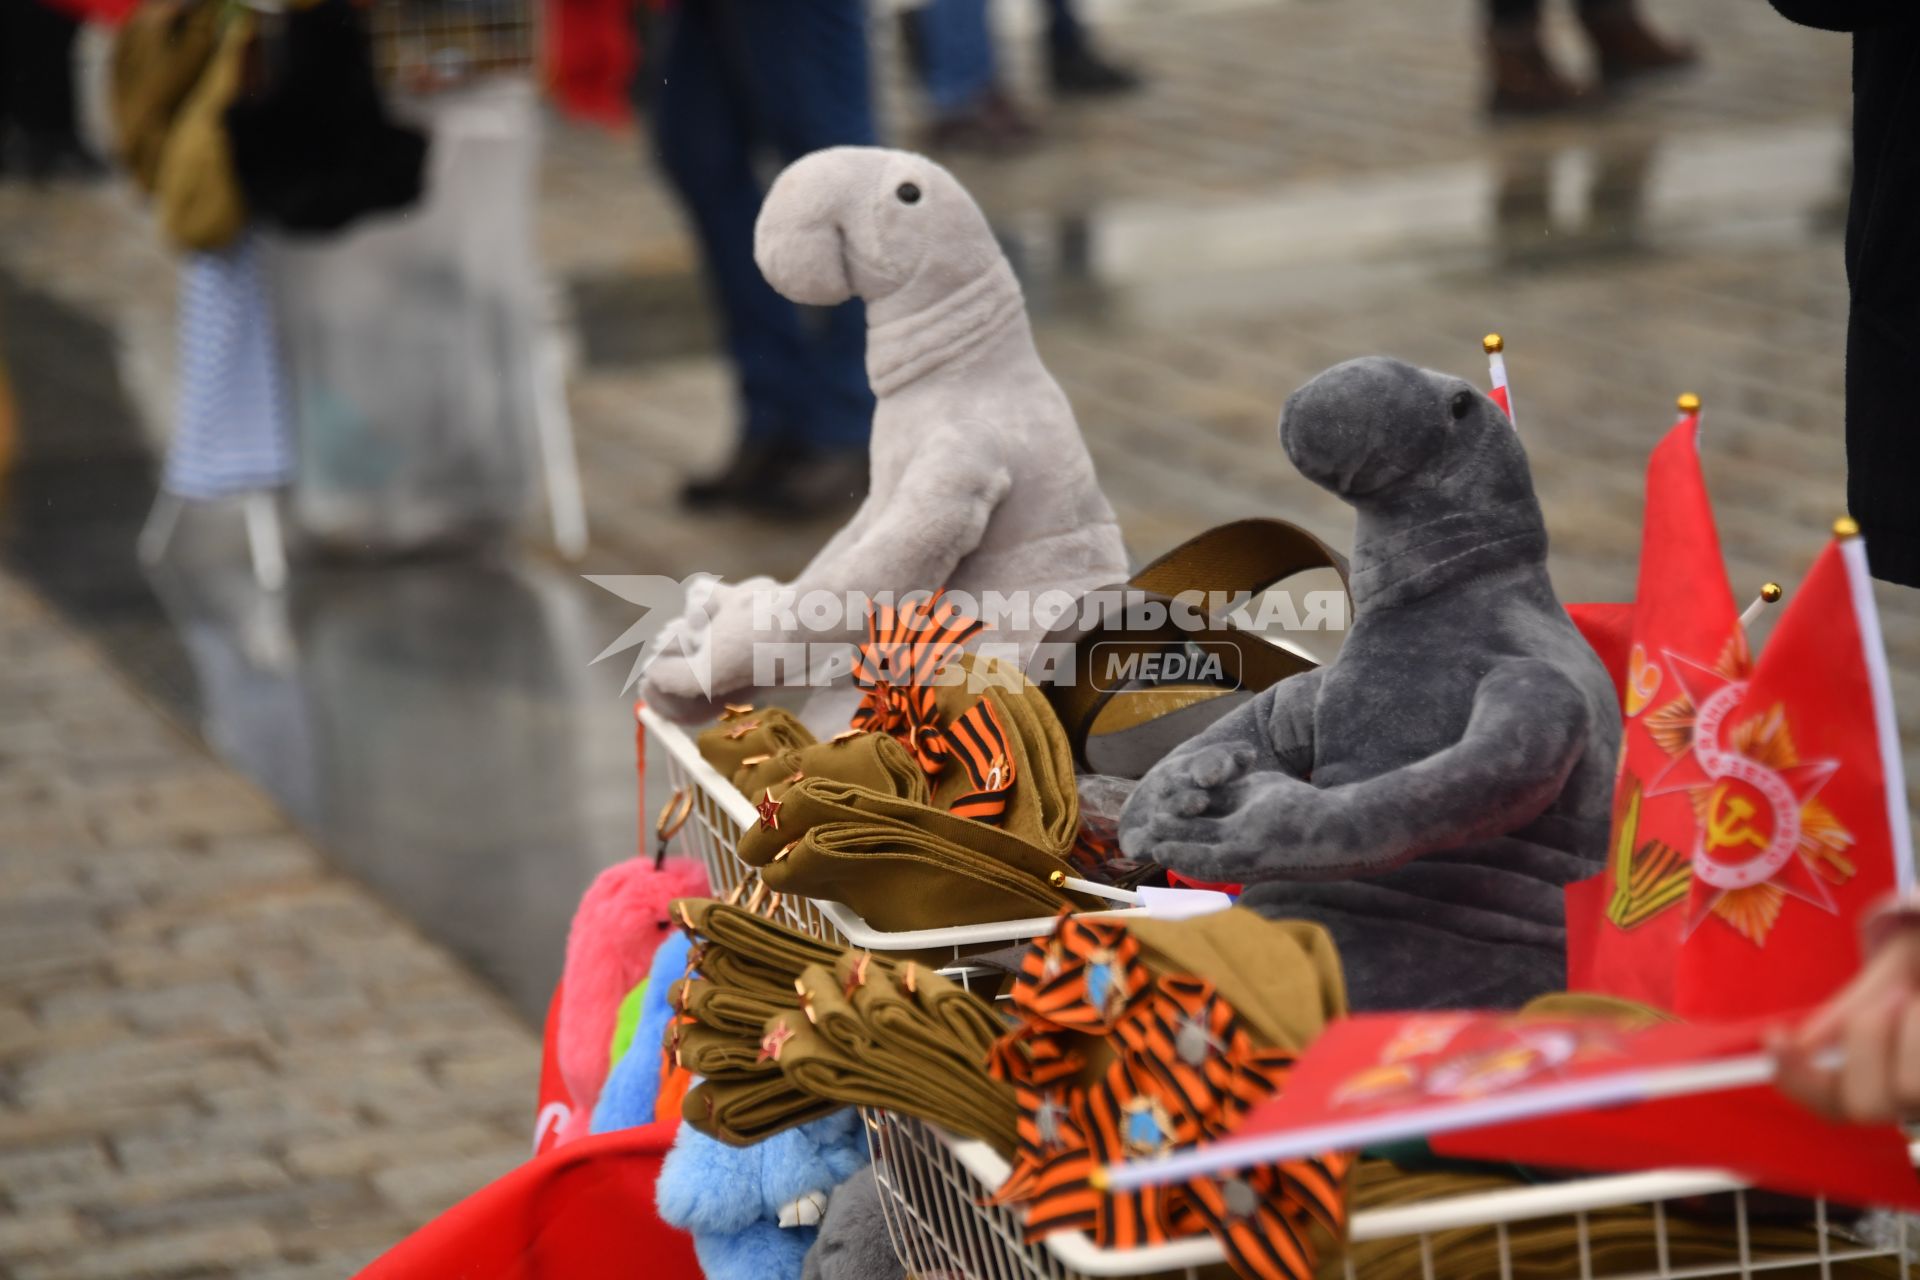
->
[137,490,185,566]
[242,490,287,593]
[532,333,589,560]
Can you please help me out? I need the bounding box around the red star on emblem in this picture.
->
[1644,650,1744,799]
[756,789,782,831]
[759,1021,796,1062]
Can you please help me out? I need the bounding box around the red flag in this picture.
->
[1566,601,1633,702]
[1660,528,1916,1017]
[1566,396,1739,1008]
[1104,1011,1920,1212]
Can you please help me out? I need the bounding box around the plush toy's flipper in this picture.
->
[1128,659,1590,884]
[794,440,1012,602]
[1118,673,1317,846]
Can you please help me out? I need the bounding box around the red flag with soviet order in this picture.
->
[1660,530,1917,1018]
[1566,398,1741,1007]
[1101,1011,1920,1212]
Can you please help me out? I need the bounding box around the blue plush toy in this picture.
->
[590,930,690,1134]
[655,1107,871,1280]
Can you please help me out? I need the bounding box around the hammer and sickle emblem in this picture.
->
[1706,784,1769,853]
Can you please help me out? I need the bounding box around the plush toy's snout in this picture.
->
[1280,356,1457,500]
[755,147,884,306]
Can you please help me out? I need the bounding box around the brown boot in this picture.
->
[1579,2,1699,84]
[1487,21,1591,116]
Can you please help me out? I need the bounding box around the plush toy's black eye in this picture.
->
[896,182,922,204]
[1450,390,1475,420]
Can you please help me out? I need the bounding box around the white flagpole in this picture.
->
[1838,518,1916,895]
[1738,582,1783,630]
[1484,333,1512,425]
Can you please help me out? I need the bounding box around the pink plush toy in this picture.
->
[555,855,710,1145]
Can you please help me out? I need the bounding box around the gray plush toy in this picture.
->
[1119,357,1620,1011]
[642,146,1127,722]
[801,1167,904,1280]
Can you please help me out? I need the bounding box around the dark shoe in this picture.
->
[1048,42,1143,96]
[680,437,782,511]
[741,445,868,520]
[1580,4,1699,84]
[1487,23,1593,116]
[925,85,1039,154]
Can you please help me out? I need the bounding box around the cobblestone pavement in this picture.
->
[0,574,538,1278]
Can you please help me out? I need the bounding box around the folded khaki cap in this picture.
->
[674,898,847,979]
[930,655,1080,857]
[1127,910,1348,1052]
[733,730,929,808]
[682,1075,838,1147]
[697,707,814,777]
[767,1006,1019,1158]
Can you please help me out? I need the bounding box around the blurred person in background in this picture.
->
[645,0,877,517]
[901,0,1141,152]
[1767,2,1920,587]
[0,0,104,179]
[1485,0,1696,115]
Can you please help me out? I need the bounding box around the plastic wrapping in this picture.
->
[270,77,541,551]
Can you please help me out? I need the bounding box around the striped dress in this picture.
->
[161,231,295,500]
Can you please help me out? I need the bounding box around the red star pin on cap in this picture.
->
[756,789,782,831]
[842,952,872,997]
[759,1021,796,1063]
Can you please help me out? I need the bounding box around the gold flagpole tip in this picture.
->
[1048,869,1067,888]
[1088,1165,1110,1192]
[1834,516,1862,539]
[1759,582,1783,603]
[1482,333,1504,355]
[1676,392,1701,414]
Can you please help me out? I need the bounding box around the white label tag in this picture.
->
[1138,886,1234,920]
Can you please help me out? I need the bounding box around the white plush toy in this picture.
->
[642,146,1127,723]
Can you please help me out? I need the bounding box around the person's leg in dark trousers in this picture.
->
[728,0,876,459]
[650,0,871,510]
[0,0,95,179]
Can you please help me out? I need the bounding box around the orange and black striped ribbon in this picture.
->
[1025,1056,1199,1249]
[946,697,1015,825]
[849,591,984,775]
[1115,976,1291,1134]
[1011,915,1149,1034]
[1179,1156,1351,1280]
[1021,1050,1349,1279]
[985,1031,1089,1206]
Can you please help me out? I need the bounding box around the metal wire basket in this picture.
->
[639,703,1918,1280]
[868,1108,1916,1280]
[369,0,536,94]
